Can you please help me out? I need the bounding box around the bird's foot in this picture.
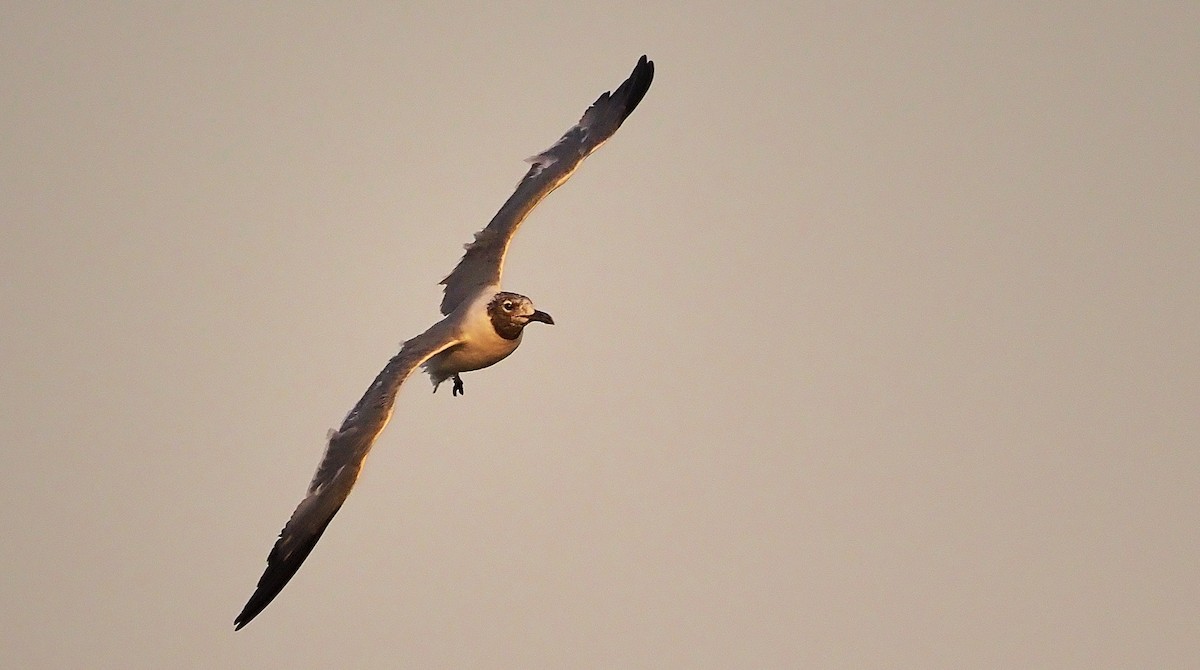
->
[451,374,465,397]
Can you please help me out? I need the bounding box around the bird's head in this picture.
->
[487,292,554,340]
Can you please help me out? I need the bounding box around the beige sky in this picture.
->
[2,3,1197,668]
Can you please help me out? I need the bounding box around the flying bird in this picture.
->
[235,55,654,630]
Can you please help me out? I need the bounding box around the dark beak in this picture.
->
[527,310,554,325]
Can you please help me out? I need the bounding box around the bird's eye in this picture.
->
[502,301,514,311]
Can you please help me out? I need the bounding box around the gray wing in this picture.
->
[234,324,460,630]
[439,55,654,315]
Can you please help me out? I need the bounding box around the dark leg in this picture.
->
[451,374,465,397]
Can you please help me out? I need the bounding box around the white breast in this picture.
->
[425,289,522,379]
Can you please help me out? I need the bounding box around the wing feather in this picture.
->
[234,325,460,629]
[439,55,654,315]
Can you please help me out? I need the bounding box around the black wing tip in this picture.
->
[232,547,310,630]
[234,557,298,631]
[234,592,270,630]
[585,55,655,126]
[618,55,654,122]
[233,506,343,630]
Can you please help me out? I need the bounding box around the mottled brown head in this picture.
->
[486,292,554,340]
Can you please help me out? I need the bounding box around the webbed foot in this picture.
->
[451,374,465,397]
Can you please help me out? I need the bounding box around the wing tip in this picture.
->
[619,55,655,122]
[233,501,345,630]
[234,591,270,630]
[581,55,653,127]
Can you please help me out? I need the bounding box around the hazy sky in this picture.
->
[2,3,1197,668]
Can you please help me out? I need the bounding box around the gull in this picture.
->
[234,55,654,630]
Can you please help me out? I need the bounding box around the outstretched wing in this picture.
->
[234,324,461,630]
[439,55,655,315]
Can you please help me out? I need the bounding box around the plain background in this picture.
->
[2,3,1197,668]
